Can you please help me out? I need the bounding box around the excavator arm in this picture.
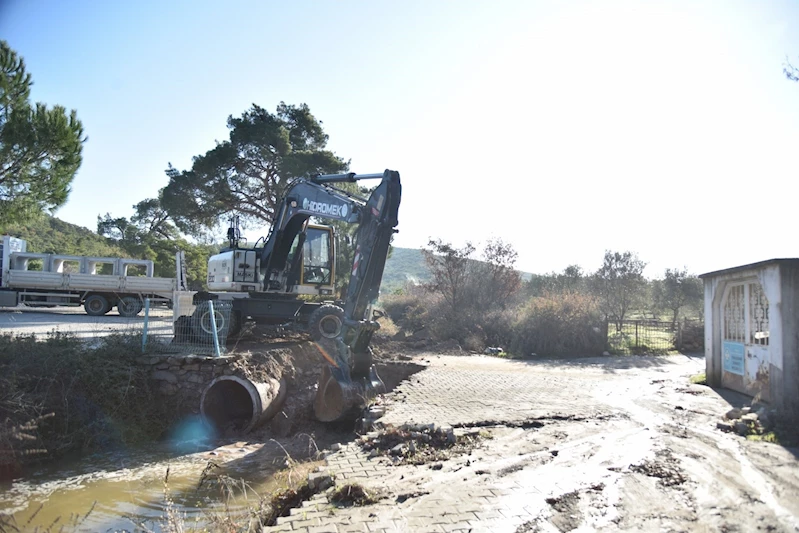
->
[257,170,402,421]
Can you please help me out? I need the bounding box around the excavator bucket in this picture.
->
[313,364,385,422]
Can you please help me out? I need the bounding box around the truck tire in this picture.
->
[84,294,111,316]
[117,296,143,317]
[308,304,344,341]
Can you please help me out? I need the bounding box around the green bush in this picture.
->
[380,285,435,334]
[509,293,605,357]
[0,332,182,472]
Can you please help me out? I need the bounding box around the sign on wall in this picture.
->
[723,341,745,376]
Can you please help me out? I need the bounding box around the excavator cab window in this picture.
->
[301,226,334,286]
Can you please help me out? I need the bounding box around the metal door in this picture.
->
[721,282,771,400]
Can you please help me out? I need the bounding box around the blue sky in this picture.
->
[2,0,798,276]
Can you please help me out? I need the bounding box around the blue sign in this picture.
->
[723,341,745,376]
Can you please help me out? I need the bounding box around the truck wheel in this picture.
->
[309,304,344,341]
[84,295,111,316]
[117,296,143,317]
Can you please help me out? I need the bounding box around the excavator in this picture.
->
[199,169,401,422]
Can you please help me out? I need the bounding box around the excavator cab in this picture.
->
[285,224,336,295]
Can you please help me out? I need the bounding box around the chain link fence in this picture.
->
[607,319,677,355]
[142,292,233,356]
[606,319,704,355]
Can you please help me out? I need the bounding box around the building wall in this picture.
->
[779,264,799,418]
[704,261,799,418]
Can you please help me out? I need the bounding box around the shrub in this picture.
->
[0,332,182,474]
[509,293,605,357]
[380,285,435,333]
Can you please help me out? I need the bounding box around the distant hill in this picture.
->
[381,247,431,292]
[381,246,532,293]
[2,216,127,257]
[3,220,526,294]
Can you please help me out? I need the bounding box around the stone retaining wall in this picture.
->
[135,354,238,413]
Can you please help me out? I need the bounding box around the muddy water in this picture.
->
[0,434,290,532]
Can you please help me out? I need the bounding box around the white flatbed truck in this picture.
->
[0,235,182,317]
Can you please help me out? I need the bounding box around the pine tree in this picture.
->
[0,41,85,224]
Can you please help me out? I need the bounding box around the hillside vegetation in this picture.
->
[382,247,431,291]
[1,220,536,296]
[3,216,127,257]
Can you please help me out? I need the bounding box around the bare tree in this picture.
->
[475,237,522,308]
[422,239,476,316]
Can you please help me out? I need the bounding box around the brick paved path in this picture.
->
[381,355,611,426]
[264,355,696,532]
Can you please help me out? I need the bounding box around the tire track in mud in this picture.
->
[326,355,797,532]
[592,374,797,532]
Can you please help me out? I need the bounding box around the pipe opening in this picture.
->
[201,377,257,433]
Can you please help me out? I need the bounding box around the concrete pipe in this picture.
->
[200,375,287,434]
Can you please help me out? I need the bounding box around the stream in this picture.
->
[0,428,298,532]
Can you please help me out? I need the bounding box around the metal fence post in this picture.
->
[142,298,151,353]
[635,320,639,350]
[208,300,221,357]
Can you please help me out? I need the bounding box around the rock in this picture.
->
[187,374,206,384]
[159,382,177,395]
[602,351,610,356]
[408,441,417,454]
[741,406,752,415]
[331,443,342,452]
[368,406,386,418]
[431,463,443,471]
[182,364,200,371]
[441,426,456,444]
[725,408,743,420]
[734,421,750,436]
[368,449,379,459]
[307,472,334,491]
[391,444,407,456]
[716,421,733,432]
[741,413,759,423]
[152,370,178,383]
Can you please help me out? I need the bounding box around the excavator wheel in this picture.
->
[308,304,344,341]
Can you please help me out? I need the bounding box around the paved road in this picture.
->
[0,305,173,338]
[268,354,799,533]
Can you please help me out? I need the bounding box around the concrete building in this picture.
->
[701,259,799,418]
